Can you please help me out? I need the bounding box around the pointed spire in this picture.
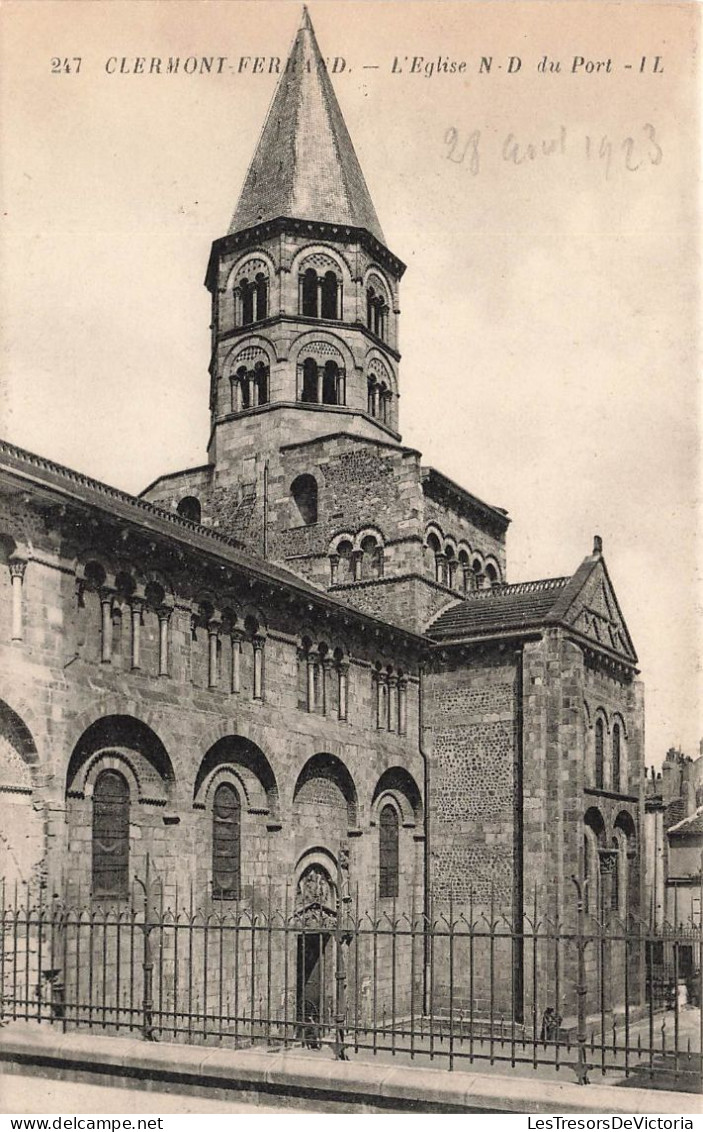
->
[229,8,385,243]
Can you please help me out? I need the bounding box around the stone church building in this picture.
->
[0,10,644,1024]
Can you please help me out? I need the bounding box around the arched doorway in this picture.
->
[295,862,337,1046]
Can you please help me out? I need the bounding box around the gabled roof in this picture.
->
[427,542,638,665]
[427,578,570,640]
[229,8,385,244]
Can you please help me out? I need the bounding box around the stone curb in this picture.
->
[0,1026,698,1115]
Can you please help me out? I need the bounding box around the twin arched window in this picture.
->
[300,269,341,320]
[367,377,391,423]
[300,358,344,405]
[367,287,388,340]
[379,804,399,898]
[212,782,241,900]
[92,769,130,899]
[237,273,268,327]
[231,362,269,411]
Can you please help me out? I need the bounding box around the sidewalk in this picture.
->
[0,1022,699,1115]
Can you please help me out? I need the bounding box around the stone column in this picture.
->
[337,281,343,320]
[298,274,304,314]
[8,558,26,642]
[306,651,317,712]
[99,589,114,663]
[351,550,363,582]
[130,599,143,670]
[315,363,322,404]
[329,554,339,585]
[157,607,171,676]
[252,635,265,700]
[321,655,331,716]
[388,674,398,732]
[338,660,349,721]
[230,629,242,693]
[338,370,346,406]
[376,673,388,730]
[398,677,408,736]
[316,278,323,318]
[207,618,221,689]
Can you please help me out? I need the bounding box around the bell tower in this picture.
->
[205,7,405,485]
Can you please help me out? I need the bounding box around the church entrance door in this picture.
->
[295,863,337,1047]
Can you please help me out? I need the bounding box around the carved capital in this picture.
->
[8,558,26,581]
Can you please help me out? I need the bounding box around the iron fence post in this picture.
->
[134,855,159,1042]
[571,875,590,1085]
[334,843,349,1060]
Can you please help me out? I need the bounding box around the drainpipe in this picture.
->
[418,661,431,1014]
[262,460,269,559]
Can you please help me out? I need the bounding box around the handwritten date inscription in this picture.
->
[444,124,662,179]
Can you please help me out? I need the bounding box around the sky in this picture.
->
[0,0,699,768]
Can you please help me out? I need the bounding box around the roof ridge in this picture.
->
[466,577,570,600]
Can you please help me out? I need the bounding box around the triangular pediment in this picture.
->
[554,557,637,663]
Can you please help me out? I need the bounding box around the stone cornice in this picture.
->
[205,217,406,292]
[420,466,509,534]
[0,438,428,651]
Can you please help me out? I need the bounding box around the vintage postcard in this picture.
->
[0,0,699,1118]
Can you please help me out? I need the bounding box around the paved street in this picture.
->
[1,1072,306,1115]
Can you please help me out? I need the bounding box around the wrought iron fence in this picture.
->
[1,874,701,1091]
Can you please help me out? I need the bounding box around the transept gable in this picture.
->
[549,549,637,664]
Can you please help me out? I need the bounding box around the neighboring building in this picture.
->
[0,9,644,1026]
[644,746,703,931]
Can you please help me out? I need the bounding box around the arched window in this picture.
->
[485,563,498,586]
[301,268,318,317]
[445,547,457,589]
[335,538,353,584]
[321,271,338,320]
[236,364,251,410]
[379,804,399,898]
[458,550,470,593]
[361,535,382,579]
[255,273,268,321]
[212,782,241,900]
[254,361,269,406]
[92,769,130,898]
[241,278,254,326]
[291,474,318,526]
[427,533,441,581]
[301,358,318,403]
[366,286,388,340]
[612,722,621,793]
[595,718,605,789]
[177,496,201,524]
[322,360,340,405]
